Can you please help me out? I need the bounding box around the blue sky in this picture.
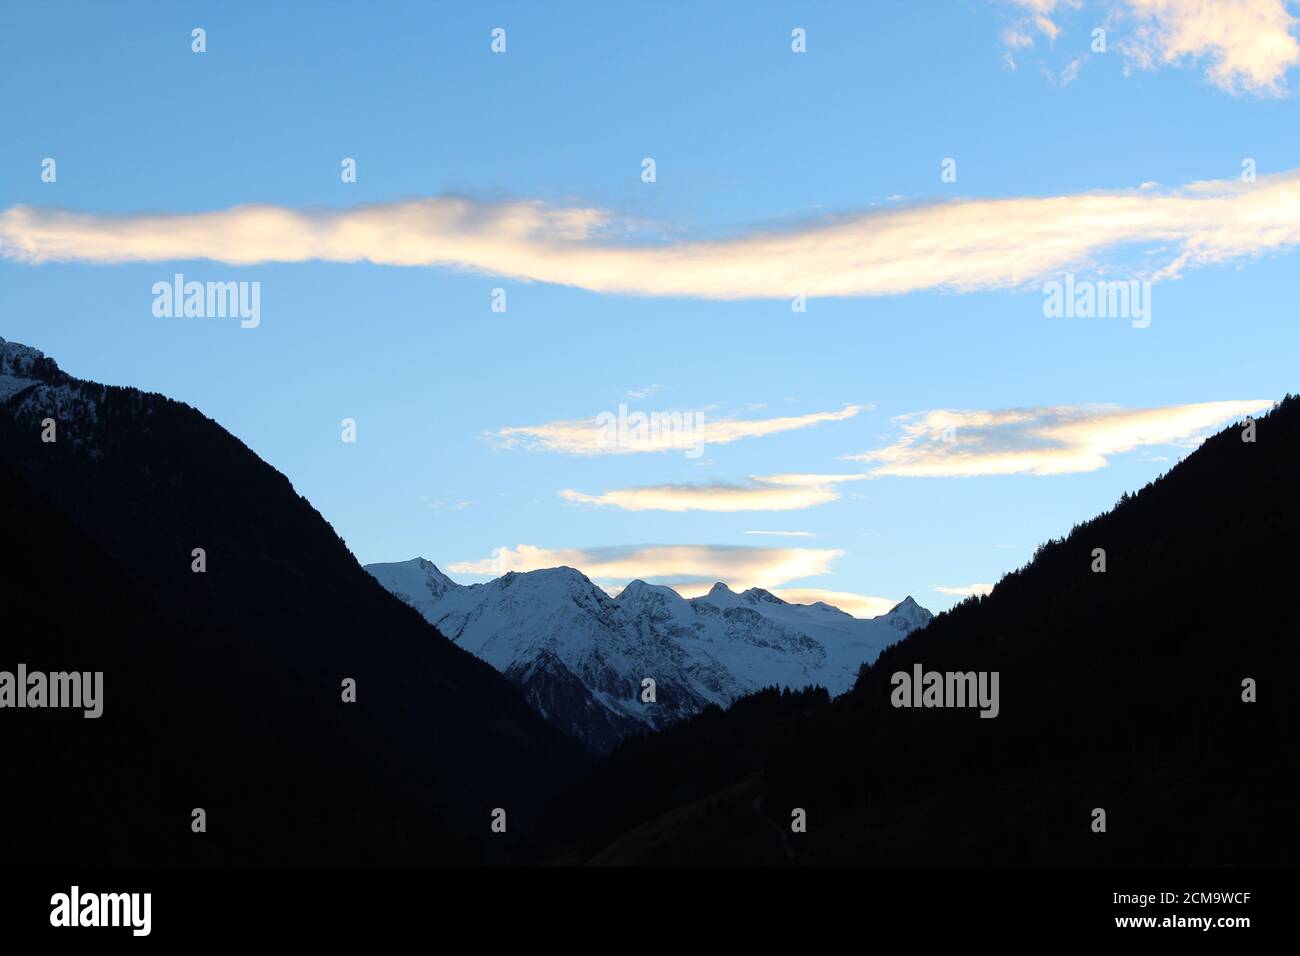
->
[2,0,1299,613]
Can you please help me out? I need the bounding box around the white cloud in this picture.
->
[561,474,868,513]
[493,404,862,455]
[1003,27,1038,49]
[421,497,476,512]
[447,543,844,594]
[770,588,902,618]
[1120,0,1300,95]
[1004,0,1080,44]
[1058,54,1087,84]
[624,384,663,400]
[447,545,904,616]
[998,1,1300,96]
[8,169,1300,297]
[846,399,1272,477]
[934,583,996,597]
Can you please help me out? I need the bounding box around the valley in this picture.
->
[366,557,932,752]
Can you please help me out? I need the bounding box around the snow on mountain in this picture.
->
[366,558,933,752]
[0,336,96,423]
[883,595,932,632]
[0,336,47,402]
[366,557,461,621]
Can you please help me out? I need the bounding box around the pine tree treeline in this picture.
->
[550,397,1300,864]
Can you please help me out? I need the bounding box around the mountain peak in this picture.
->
[886,595,934,630]
[369,556,939,750]
[618,579,687,608]
[619,579,653,599]
[492,565,609,606]
[0,337,45,372]
[0,337,60,399]
[416,558,459,595]
[1,341,586,863]
[742,587,785,606]
[363,557,461,606]
[509,565,593,588]
[0,337,76,409]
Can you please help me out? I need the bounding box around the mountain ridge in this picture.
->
[366,557,932,752]
[541,394,1300,864]
[0,335,588,864]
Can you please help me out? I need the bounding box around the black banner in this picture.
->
[0,864,1286,942]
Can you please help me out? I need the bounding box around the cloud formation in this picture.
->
[561,473,868,513]
[1005,0,1079,44]
[770,588,902,619]
[447,542,843,593]
[934,583,997,598]
[494,404,861,455]
[1120,0,1300,95]
[847,400,1271,477]
[1000,1,1299,95]
[624,384,663,400]
[7,170,1300,297]
[446,543,897,613]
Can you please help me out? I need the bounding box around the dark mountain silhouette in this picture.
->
[0,338,587,864]
[543,685,829,864]
[544,396,1300,864]
[6,332,1295,867]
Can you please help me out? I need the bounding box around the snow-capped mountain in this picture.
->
[1,336,58,401]
[1,336,99,425]
[366,558,933,752]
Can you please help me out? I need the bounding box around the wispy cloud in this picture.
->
[447,543,843,593]
[449,547,908,617]
[934,583,996,598]
[1004,0,1078,44]
[1055,54,1088,85]
[8,170,1300,296]
[624,384,663,400]
[1119,0,1300,95]
[561,474,868,513]
[1000,0,1300,96]
[846,400,1271,477]
[493,404,862,455]
[770,588,902,619]
[420,497,476,512]
[1003,27,1038,50]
